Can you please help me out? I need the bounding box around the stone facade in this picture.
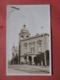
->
[12,25,49,66]
[18,25,49,66]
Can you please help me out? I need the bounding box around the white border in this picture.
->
[6,4,52,76]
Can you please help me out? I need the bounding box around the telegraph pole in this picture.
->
[41,26,47,66]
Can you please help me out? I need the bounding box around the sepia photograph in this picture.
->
[6,5,52,76]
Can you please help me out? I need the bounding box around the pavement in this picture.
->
[8,68,30,75]
[8,64,50,75]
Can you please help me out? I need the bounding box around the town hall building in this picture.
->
[12,24,49,66]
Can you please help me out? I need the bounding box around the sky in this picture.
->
[6,5,50,61]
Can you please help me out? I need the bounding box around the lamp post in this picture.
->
[41,26,47,67]
[8,6,20,64]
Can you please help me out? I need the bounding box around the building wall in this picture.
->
[20,34,49,57]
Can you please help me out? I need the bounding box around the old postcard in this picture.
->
[6,5,52,76]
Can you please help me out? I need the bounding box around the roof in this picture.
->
[20,33,49,41]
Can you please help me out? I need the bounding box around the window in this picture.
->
[29,43,32,53]
[33,47,35,53]
[29,42,35,53]
[26,35,29,38]
[33,42,35,46]
[37,40,42,47]
[21,35,23,38]
[24,43,27,47]
[39,43,41,46]
[24,43,27,53]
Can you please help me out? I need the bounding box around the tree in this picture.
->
[14,54,18,64]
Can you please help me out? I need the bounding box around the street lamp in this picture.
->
[41,26,47,67]
[8,6,20,64]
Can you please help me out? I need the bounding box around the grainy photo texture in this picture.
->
[6,5,52,76]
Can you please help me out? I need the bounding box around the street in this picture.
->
[7,65,50,75]
[8,68,30,75]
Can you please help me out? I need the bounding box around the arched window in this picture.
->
[20,35,23,40]
[26,35,29,38]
